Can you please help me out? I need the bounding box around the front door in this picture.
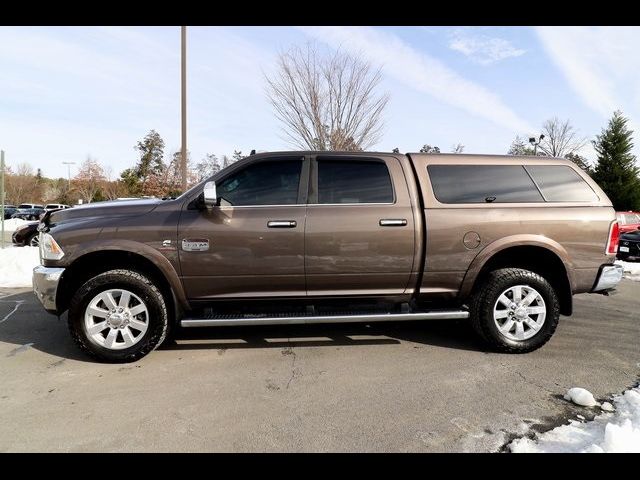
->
[178,156,308,300]
[305,156,415,296]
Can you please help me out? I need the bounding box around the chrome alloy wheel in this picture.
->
[493,285,546,341]
[84,289,149,350]
[29,234,40,247]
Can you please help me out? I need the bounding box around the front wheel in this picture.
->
[469,268,560,353]
[68,269,169,362]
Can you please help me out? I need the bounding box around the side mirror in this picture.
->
[203,181,217,208]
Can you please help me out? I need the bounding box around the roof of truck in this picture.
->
[246,150,573,165]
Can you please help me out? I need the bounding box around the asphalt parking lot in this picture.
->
[0,281,638,452]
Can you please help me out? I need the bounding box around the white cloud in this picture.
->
[535,27,640,134]
[299,26,533,134]
[448,30,526,65]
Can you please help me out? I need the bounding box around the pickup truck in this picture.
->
[33,152,623,362]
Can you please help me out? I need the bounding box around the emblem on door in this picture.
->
[182,238,210,252]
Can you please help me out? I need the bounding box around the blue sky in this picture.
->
[1,26,639,178]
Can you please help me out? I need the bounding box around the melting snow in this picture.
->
[0,246,40,288]
[510,385,640,453]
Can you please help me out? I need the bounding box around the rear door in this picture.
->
[305,155,415,296]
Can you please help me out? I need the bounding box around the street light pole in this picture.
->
[181,26,187,192]
[62,161,75,191]
[1,150,5,249]
[529,134,545,156]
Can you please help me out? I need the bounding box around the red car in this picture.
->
[616,211,640,233]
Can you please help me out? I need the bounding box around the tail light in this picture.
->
[606,221,620,255]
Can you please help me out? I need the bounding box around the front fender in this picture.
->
[60,238,189,312]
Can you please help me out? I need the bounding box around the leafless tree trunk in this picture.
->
[265,43,389,151]
[538,117,587,157]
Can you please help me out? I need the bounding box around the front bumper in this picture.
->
[591,264,623,293]
[32,265,65,315]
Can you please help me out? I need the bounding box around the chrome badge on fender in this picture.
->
[182,239,210,252]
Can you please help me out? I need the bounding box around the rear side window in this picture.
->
[317,159,394,204]
[216,159,302,206]
[427,165,544,203]
[526,165,599,202]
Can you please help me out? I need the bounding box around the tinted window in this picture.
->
[318,159,393,204]
[428,165,544,203]
[216,159,302,206]
[526,165,599,202]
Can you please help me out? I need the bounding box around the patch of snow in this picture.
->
[1,218,33,233]
[564,387,598,407]
[616,260,640,281]
[601,402,615,412]
[0,246,40,288]
[510,385,640,453]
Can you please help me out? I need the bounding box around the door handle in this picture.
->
[379,219,407,227]
[267,220,297,228]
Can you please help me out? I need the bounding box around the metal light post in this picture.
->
[1,150,5,249]
[181,26,187,192]
[529,134,545,155]
[62,161,75,191]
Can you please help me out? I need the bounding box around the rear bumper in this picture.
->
[591,264,623,293]
[32,265,65,315]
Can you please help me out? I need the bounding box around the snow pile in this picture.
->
[616,260,640,281]
[0,246,40,288]
[564,387,598,407]
[510,385,640,453]
[1,218,32,232]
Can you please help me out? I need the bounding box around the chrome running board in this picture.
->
[180,310,469,328]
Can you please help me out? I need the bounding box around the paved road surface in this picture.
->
[0,281,638,452]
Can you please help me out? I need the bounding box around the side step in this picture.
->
[180,310,469,328]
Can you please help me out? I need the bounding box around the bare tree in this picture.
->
[265,43,389,151]
[538,117,587,158]
[451,143,465,154]
[5,162,38,204]
[75,156,106,204]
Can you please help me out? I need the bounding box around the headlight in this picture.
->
[40,233,65,260]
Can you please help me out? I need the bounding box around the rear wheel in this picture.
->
[469,268,560,353]
[68,269,169,362]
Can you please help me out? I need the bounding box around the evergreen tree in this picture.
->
[592,111,640,211]
[420,144,440,154]
[134,130,165,192]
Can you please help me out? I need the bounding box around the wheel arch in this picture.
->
[57,246,188,321]
[460,236,574,316]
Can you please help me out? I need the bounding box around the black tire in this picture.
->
[27,232,39,247]
[469,268,560,353]
[68,269,169,362]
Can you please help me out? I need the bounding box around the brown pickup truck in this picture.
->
[33,152,623,362]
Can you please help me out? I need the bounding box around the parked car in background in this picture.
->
[618,230,640,262]
[3,205,18,219]
[12,221,39,247]
[12,204,45,220]
[616,211,640,233]
[44,203,70,211]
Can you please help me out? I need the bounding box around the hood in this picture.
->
[620,229,640,241]
[47,199,162,225]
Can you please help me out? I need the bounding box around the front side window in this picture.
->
[216,159,302,206]
[428,165,544,203]
[525,165,599,202]
[317,159,394,204]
